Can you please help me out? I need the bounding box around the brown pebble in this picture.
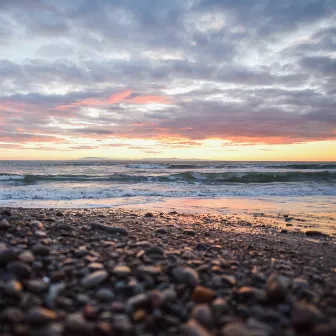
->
[192,285,216,303]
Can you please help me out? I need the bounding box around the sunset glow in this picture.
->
[0,0,335,160]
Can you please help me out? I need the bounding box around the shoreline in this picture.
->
[1,207,335,335]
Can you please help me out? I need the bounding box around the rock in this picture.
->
[91,223,128,235]
[313,322,336,336]
[0,218,11,230]
[221,322,252,336]
[222,275,236,287]
[0,248,19,266]
[32,244,50,256]
[306,230,325,237]
[192,286,216,303]
[46,283,66,308]
[27,279,48,293]
[81,270,108,288]
[144,212,154,218]
[113,265,132,277]
[292,302,325,330]
[195,243,209,251]
[56,211,64,217]
[1,307,24,323]
[155,227,168,234]
[96,288,115,302]
[4,279,22,296]
[26,307,57,325]
[64,313,90,334]
[137,265,162,275]
[19,250,35,263]
[112,314,133,334]
[185,319,211,336]
[132,309,147,322]
[146,245,164,255]
[212,298,229,316]
[191,304,214,328]
[7,261,32,279]
[172,266,199,286]
[183,229,196,236]
[1,209,11,216]
[266,274,290,302]
[237,286,266,301]
[126,293,149,313]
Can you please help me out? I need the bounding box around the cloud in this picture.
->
[0,0,335,152]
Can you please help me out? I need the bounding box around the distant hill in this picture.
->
[79,157,108,160]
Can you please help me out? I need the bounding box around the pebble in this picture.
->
[112,314,133,334]
[192,285,216,303]
[91,223,129,235]
[4,279,22,296]
[81,270,108,288]
[96,288,115,302]
[306,230,325,237]
[113,265,132,277]
[183,229,196,236]
[26,307,57,325]
[313,322,336,336]
[32,244,50,256]
[185,319,211,336]
[155,227,168,234]
[27,279,48,293]
[0,248,19,266]
[238,286,267,301]
[0,218,11,230]
[144,212,154,218]
[266,274,290,301]
[172,266,200,286]
[64,313,90,334]
[137,265,162,275]
[221,322,252,336]
[19,250,35,263]
[191,304,214,328]
[126,293,149,313]
[292,302,325,330]
[7,261,32,279]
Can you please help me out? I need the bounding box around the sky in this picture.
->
[0,0,335,160]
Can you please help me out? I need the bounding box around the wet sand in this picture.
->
[0,207,335,335]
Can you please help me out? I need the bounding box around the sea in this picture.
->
[0,160,336,214]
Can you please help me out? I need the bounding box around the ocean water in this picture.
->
[0,160,336,213]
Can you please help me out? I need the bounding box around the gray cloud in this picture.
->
[0,0,335,149]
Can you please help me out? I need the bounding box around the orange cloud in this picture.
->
[56,90,171,110]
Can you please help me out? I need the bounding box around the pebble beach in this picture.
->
[0,207,335,336]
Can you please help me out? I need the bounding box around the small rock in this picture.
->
[292,302,325,330]
[195,243,209,251]
[81,270,108,288]
[26,307,57,325]
[238,286,266,301]
[112,314,133,334]
[88,262,104,271]
[132,309,147,322]
[64,313,90,334]
[155,227,168,234]
[137,265,162,275]
[192,286,216,303]
[185,319,211,336]
[221,322,252,336]
[313,322,336,336]
[144,212,154,218]
[172,266,199,286]
[212,298,229,316]
[1,209,11,216]
[56,211,64,217]
[19,250,35,263]
[146,245,164,255]
[32,244,50,256]
[0,248,19,266]
[306,230,325,237]
[113,265,132,277]
[183,229,196,236]
[266,274,290,302]
[27,279,48,293]
[4,279,22,296]
[191,304,214,328]
[0,218,11,230]
[126,293,149,313]
[91,223,128,235]
[96,288,115,302]
[46,282,66,308]
[7,261,32,279]
[222,275,236,287]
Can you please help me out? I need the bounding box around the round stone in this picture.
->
[81,270,108,288]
